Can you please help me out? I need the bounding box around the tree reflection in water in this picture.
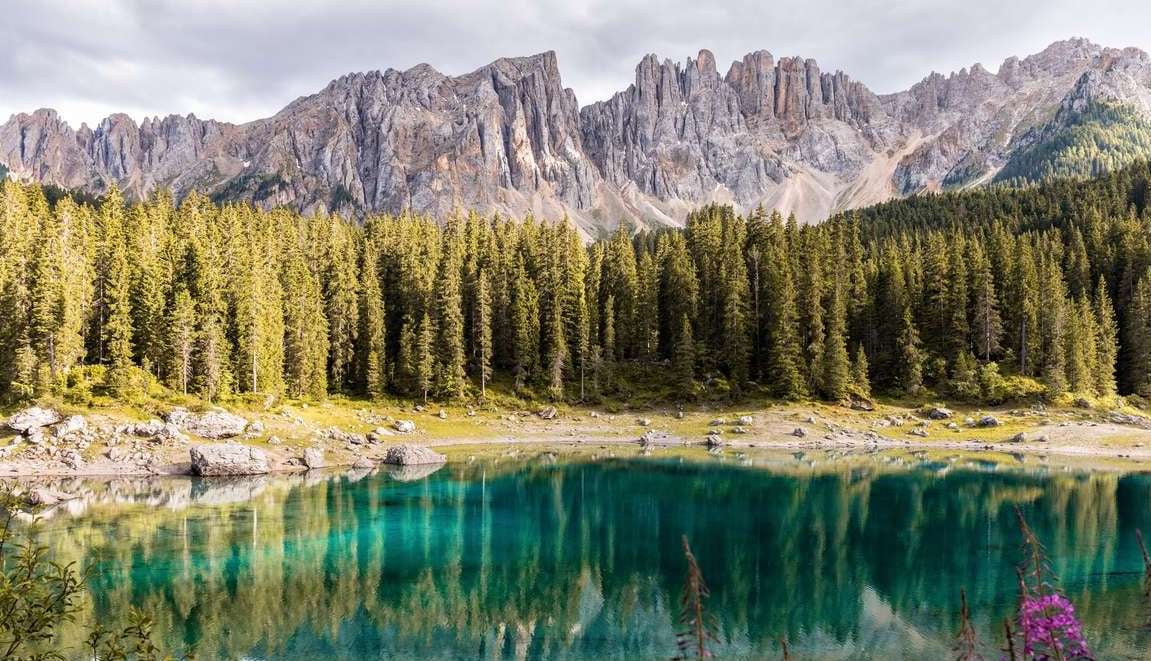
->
[23,455,1151,659]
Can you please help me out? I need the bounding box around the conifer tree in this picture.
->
[510,256,539,391]
[970,241,1002,361]
[600,294,616,392]
[474,268,493,398]
[1093,277,1119,397]
[99,187,135,373]
[673,313,695,397]
[1124,268,1151,396]
[820,283,851,401]
[850,344,870,398]
[897,307,925,394]
[167,289,196,396]
[322,218,361,392]
[28,208,66,382]
[765,234,806,400]
[546,294,567,400]
[357,241,387,398]
[282,242,328,399]
[416,313,435,404]
[435,237,466,398]
[797,231,825,388]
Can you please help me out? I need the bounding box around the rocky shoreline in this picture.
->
[2,401,1150,480]
[0,405,446,479]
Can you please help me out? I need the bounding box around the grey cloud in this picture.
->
[2,0,1150,127]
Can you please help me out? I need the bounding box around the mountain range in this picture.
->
[3,37,1151,236]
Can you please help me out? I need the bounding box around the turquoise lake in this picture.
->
[29,452,1151,659]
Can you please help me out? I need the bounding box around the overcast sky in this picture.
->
[3,0,1151,128]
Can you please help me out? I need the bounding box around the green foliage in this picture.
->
[0,486,171,659]
[996,102,1151,185]
[8,160,1151,407]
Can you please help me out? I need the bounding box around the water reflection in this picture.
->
[24,453,1151,660]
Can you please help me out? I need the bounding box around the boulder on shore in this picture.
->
[393,420,417,434]
[975,415,1001,428]
[924,407,954,420]
[383,444,446,466]
[7,407,62,434]
[190,444,270,476]
[185,411,249,439]
[51,415,87,438]
[303,448,326,470]
[352,457,375,470]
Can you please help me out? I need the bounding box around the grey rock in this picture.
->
[8,407,62,434]
[4,39,1150,232]
[924,407,954,420]
[537,406,558,420]
[61,450,84,470]
[302,448,326,470]
[976,416,1001,428]
[190,444,270,476]
[383,444,447,466]
[736,415,754,426]
[51,415,87,438]
[185,411,249,439]
[25,488,77,507]
[792,427,807,438]
[165,407,192,426]
[122,419,166,437]
[393,420,417,434]
[352,457,375,470]
[156,423,187,443]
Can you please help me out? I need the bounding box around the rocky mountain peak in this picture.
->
[3,39,1151,236]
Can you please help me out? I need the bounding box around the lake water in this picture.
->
[28,451,1151,659]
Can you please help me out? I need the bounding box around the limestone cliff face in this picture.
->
[4,38,1151,235]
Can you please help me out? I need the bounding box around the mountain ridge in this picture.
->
[3,37,1151,236]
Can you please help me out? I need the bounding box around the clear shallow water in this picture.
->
[27,454,1151,659]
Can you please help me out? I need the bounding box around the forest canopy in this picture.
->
[4,161,1151,407]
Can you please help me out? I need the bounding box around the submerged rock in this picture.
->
[190,444,270,476]
[7,407,62,434]
[383,444,446,466]
[382,462,445,482]
[25,487,77,507]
